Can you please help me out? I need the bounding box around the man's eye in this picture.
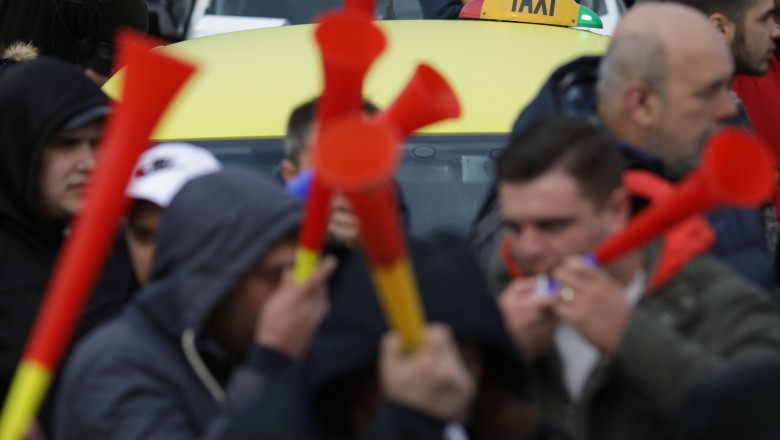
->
[539,220,570,232]
[253,265,292,284]
[51,139,77,148]
[132,230,156,244]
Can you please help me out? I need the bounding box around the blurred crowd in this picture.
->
[2,0,780,440]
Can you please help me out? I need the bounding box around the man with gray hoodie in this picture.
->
[55,168,337,439]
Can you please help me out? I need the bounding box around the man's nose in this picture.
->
[513,229,546,260]
[769,22,780,40]
[76,142,97,172]
[715,90,738,123]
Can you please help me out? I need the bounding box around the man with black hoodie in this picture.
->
[222,234,568,440]
[473,2,780,298]
[56,168,338,439]
[0,57,132,421]
[0,0,148,65]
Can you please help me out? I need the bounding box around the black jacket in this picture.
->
[0,57,131,412]
[676,356,780,440]
[223,234,569,440]
[473,55,778,297]
[56,168,302,440]
[0,0,147,64]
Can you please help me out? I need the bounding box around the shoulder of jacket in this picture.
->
[653,254,770,315]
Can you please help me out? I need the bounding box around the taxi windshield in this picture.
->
[189,134,506,236]
[578,0,608,15]
[206,0,341,23]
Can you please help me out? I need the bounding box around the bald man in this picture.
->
[473,3,779,298]
[665,0,780,262]
[596,3,736,177]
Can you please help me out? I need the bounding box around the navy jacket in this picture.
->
[56,169,302,440]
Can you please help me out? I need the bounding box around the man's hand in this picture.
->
[498,277,558,361]
[552,256,632,353]
[327,195,360,248]
[256,256,338,360]
[84,68,109,87]
[380,324,476,423]
[23,421,46,440]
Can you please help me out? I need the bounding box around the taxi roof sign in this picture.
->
[460,0,603,29]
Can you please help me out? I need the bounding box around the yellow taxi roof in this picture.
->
[105,19,609,140]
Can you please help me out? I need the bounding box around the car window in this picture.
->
[188,134,507,236]
[206,0,342,23]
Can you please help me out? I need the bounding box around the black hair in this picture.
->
[665,0,759,26]
[284,97,379,166]
[496,116,624,206]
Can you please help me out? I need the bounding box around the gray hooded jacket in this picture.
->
[55,168,301,440]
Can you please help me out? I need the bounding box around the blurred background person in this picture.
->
[0,0,147,65]
[125,142,222,288]
[57,169,337,440]
[0,41,38,80]
[0,56,132,435]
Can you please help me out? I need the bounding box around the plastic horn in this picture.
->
[0,29,196,440]
[294,178,333,282]
[290,58,459,196]
[377,64,461,137]
[344,0,376,16]
[314,11,386,126]
[594,129,775,264]
[294,12,386,283]
[316,117,425,351]
[623,170,716,291]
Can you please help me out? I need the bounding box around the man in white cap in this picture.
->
[125,142,222,287]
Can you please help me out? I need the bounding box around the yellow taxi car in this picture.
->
[106,6,610,235]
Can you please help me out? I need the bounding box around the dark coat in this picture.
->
[675,356,780,440]
[222,234,569,440]
[527,254,780,440]
[0,57,131,419]
[56,168,302,440]
[0,0,147,64]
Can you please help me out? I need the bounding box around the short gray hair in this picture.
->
[596,34,668,112]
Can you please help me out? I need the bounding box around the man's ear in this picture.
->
[279,159,298,184]
[604,187,632,234]
[709,13,736,43]
[622,79,663,129]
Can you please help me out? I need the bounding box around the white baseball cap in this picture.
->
[127,142,222,208]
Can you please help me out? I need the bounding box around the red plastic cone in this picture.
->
[595,129,775,264]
